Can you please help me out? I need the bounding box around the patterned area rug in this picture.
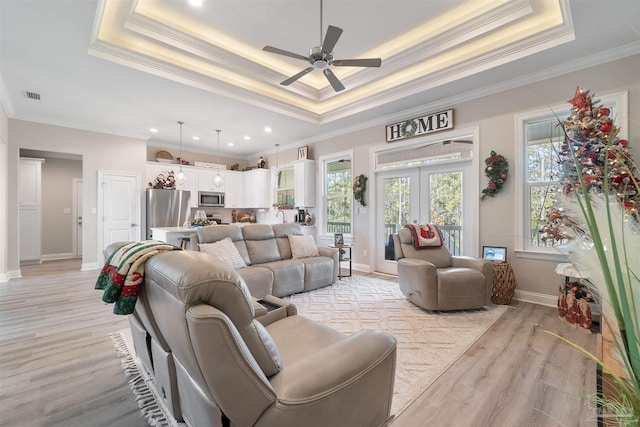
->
[114,275,507,424]
[284,275,508,416]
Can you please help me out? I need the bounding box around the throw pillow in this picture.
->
[288,235,319,259]
[199,238,247,269]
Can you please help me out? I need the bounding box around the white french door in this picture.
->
[375,160,474,275]
[375,169,419,274]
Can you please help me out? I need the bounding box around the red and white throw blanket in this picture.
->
[406,224,444,249]
[95,240,177,315]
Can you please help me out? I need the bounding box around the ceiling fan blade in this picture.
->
[323,69,345,92]
[321,25,343,55]
[263,46,308,61]
[281,67,314,86]
[333,58,382,67]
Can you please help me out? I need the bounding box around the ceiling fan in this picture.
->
[262,0,382,92]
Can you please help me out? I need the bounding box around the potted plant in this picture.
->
[543,88,639,424]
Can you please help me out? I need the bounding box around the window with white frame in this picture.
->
[516,91,626,256]
[324,157,352,234]
[525,117,566,248]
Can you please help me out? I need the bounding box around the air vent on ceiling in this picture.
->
[25,91,41,100]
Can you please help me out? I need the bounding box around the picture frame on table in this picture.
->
[334,233,344,247]
[482,246,507,262]
[297,146,309,160]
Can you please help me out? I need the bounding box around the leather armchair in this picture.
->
[144,249,397,427]
[393,228,493,311]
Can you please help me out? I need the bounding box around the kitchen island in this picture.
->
[150,227,199,248]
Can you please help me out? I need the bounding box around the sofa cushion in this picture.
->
[260,259,305,297]
[288,235,319,259]
[199,238,247,270]
[299,256,335,291]
[243,225,282,264]
[237,266,274,299]
[272,223,303,259]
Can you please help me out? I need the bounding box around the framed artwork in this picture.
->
[334,233,344,247]
[482,246,507,263]
[297,146,309,160]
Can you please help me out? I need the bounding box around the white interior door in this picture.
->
[73,178,83,257]
[99,172,140,254]
[375,169,419,275]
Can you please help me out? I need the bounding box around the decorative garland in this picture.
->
[353,174,368,206]
[481,151,509,200]
[149,170,176,189]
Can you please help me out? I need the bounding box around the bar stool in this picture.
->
[179,237,191,250]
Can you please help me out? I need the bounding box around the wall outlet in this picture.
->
[363,249,368,257]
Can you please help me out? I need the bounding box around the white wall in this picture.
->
[7,120,147,272]
[0,101,8,281]
[37,157,82,258]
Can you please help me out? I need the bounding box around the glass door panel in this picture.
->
[426,171,463,255]
[376,170,419,274]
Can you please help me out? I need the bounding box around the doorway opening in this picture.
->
[19,149,83,272]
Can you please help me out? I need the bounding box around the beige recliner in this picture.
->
[103,241,183,421]
[393,227,493,311]
[144,249,397,427]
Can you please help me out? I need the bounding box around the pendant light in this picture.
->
[212,129,224,188]
[175,121,186,185]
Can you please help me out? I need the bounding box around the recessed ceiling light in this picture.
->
[227,142,234,147]
[149,128,158,133]
[188,0,203,6]
[264,127,272,133]
[193,136,200,141]
[244,135,251,140]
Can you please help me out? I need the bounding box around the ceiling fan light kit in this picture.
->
[262,1,381,92]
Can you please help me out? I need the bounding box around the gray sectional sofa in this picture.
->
[189,223,339,298]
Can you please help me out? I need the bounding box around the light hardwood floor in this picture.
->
[1,261,597,426]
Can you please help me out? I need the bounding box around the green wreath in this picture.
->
[400,119,418,138]
[481,151,509,200]
[353,174,368,206]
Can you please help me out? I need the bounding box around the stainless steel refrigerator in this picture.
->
[146,189,191,239]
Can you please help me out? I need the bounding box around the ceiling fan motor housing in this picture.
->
[309,46,332,69]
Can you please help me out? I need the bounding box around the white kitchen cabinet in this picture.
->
[176,166,199,208]
[224,170,245,208]
[198,168,225,192]
[294,159,315,208]
[244,168,272,208]
[19,158,44,263]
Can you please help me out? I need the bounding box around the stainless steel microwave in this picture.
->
[198,191,225,207]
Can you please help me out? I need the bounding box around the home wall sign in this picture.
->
[385,109,454,143]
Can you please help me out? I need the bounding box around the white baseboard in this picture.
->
[513,289,557,307]
[81,262,99,271]
[41,253,75,261]
[0,270,22,282]
[352,262,370,273]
